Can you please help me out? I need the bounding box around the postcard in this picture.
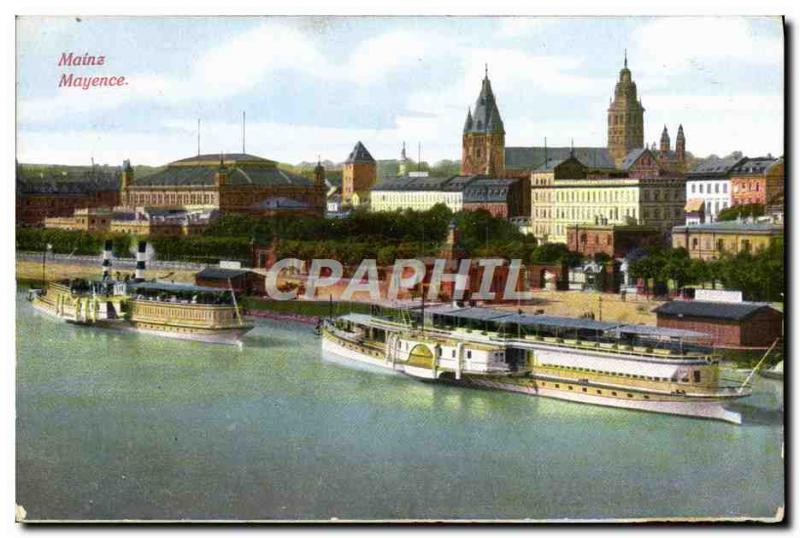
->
[15,15,785,523]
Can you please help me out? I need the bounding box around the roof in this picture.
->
[730,157,779,176]
[128,281,230,294]
[195,267,253,280]
[620,148,650,170]
[653,300,781,322]
[17,169,120,195]
[505,146,616,171]
[463,75,505,135]
[608,324,709,339]
[462,178,517,203]
[131,163,312,188]
[344,142,375,164]
[688,155,747,178]
[171,153,272,165]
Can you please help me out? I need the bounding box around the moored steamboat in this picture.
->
[321,305,753,424]
[30,240,253,345]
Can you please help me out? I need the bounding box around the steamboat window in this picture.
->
[555,384,560,388]
[582,388,587,392]
[627,393,633,398]
[643,395,650,400]
[611,391,617,396]
[596,390,602,394]
[568,386,573,390]
[693,371,701,383]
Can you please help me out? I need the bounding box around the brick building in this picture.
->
[654,300,783,348]
[16,167,120,226]
[566,223,662,258]
[730,157,784,207]
[120,153,325,217]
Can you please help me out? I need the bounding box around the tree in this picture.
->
[717,203,764,222]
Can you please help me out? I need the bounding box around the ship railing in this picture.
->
[492,334,714,362]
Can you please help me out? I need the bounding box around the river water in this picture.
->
[16,294,784,521]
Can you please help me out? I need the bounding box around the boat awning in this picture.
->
[433,307,516,322]
[128,281,229,294]
[500,313,621,332]
[606,324,710,340]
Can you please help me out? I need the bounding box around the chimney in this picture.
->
[135,241,147,281]
[102,240,113,281]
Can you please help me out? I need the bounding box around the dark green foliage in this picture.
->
[16,228,135,258]
[628,239,784,302]
[717,203,765,221]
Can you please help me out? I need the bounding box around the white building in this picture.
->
[685,155,746,223]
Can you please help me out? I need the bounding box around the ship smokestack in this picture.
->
[102,239,113,280]
[135,241,147,281]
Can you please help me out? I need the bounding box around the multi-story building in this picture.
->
[684,155,746,223]
[370,174,527,217]
[16,166,120,226]
[120,153,325,216]
[538,175,685,243]
[730,157,784,207]
[341,141,376,206]
[671,221,783,260]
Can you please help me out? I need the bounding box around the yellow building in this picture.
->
[532,174,686,244]
[671,221,783,260]
[43,207,113,232]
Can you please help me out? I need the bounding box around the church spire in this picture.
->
[624,48,627,69]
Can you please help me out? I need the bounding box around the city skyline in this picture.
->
[17,16,783,167]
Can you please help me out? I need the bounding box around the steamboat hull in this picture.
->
[458,376,743,425]
[32,295,252,345]
[320,328,745,425]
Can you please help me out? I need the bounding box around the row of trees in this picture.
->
[628,239,784,302]
[203,204,533,257]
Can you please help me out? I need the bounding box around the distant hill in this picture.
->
[18,163,163,181]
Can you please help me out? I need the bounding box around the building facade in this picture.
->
[532,174,686,244]
[370,174,526,217]
[566,223,662,258]
[16,167,120,226]
[684,155,747,223]
[671,221,783,260]
[655,300,783,348]
[730,157,783,207]
[120,153,325,217]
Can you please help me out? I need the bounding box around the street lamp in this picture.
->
[41,243,52,288]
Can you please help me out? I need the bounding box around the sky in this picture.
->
[16,16,784,167]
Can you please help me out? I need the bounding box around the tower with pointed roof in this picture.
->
[607,51,645,168]
[659,126,671,153]
[675,124,686,164]
[461,65,505,176]
[342,141,376,205]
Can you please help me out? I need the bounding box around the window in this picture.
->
[582,387,587,392]
[693,371,701,383]
[467,350,472,359]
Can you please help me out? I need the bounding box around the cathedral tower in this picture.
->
[660,125,671,153]
[675,124,686,163]
[607,51,645,168]
[461,66,505,176]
